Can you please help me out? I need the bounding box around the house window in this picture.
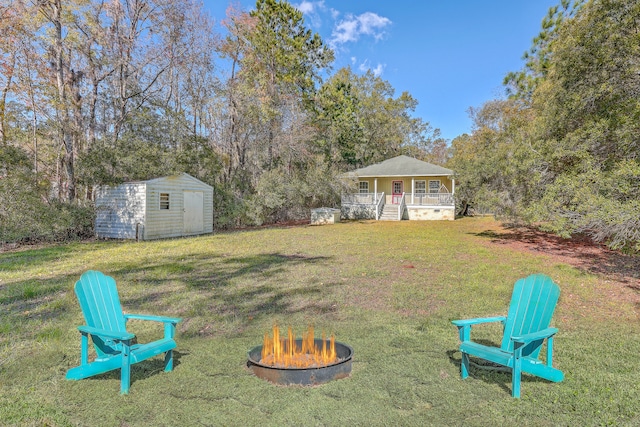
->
[429,180,440,194]
[359,181,369,194]
[415,180,427,195]
[160,193,170,210]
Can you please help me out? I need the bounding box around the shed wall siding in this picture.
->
[145,176,213,240]
[95,184,146,239]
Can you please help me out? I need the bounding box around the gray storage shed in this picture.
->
[94,173,214,240]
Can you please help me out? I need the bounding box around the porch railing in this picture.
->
[341,192,384,205]
[398,193,406,220]
[375,192,385,220]
[405,192,454,206]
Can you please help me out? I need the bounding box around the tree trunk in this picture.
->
[48,0,75,201]
[0,50,15,146]
[457,200,471,217]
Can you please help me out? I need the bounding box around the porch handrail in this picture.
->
[375,192,385,220]
[398,192,406,220]
[405,192,454,206]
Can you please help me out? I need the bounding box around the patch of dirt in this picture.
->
[477,226,640,283]
[475,225,640,320]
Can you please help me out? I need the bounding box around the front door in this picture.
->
[183,191,204,234]
[392,181,403,204]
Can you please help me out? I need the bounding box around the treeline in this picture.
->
[4,0,638,252]
[451,0,640,251]
[0,0,445,242]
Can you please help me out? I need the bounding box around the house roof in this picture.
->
[345,155,453,178]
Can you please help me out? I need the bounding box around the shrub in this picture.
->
[0,174,94,244]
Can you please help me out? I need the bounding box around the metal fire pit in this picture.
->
[247,338,353,386]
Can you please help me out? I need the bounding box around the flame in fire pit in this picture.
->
[260,325,337,368]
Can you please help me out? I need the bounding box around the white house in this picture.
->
[341,155,455,221]
[94,173,214,240]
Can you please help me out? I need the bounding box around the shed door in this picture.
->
[183,191,204,234]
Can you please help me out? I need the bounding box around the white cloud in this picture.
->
[295,0,323,14]
[331,12,392,46]
[357,12,392,40]
[358,60,386,77]
[371,63,385,77]
[333,19,360,44]
[294,1,326,28]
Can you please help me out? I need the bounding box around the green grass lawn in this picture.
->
[1,217,639,426]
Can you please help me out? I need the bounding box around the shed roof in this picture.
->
[143,173,213,189]
[346,155,453,178]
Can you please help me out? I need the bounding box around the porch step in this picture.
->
[379,205,401,221]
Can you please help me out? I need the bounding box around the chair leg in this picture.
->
[164,349,174,372]
[461,352,469,379]
[80,332,89,366]
[512,356,522,398]
[121,342,131,395]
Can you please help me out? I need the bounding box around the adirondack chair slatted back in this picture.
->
[75,270,128,357]
[501,274,560,357]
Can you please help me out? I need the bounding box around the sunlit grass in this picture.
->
[1,217,639,426]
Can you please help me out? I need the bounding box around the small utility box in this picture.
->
[311,208,341,225]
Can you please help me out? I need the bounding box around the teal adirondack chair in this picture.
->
[66,270,182,394]
[451,274,564,398]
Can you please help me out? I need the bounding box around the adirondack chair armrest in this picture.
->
[124,314,182,340]
[124,314,182,324]
[77,325,136,341]
[451,316,507,328]
[452,316,506,342]
[511,327,558,344]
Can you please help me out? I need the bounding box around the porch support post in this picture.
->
[411,178,415,204]
[374,179,378,203]
[452,178,455,195]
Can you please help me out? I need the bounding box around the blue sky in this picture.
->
[204,0,559,141]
